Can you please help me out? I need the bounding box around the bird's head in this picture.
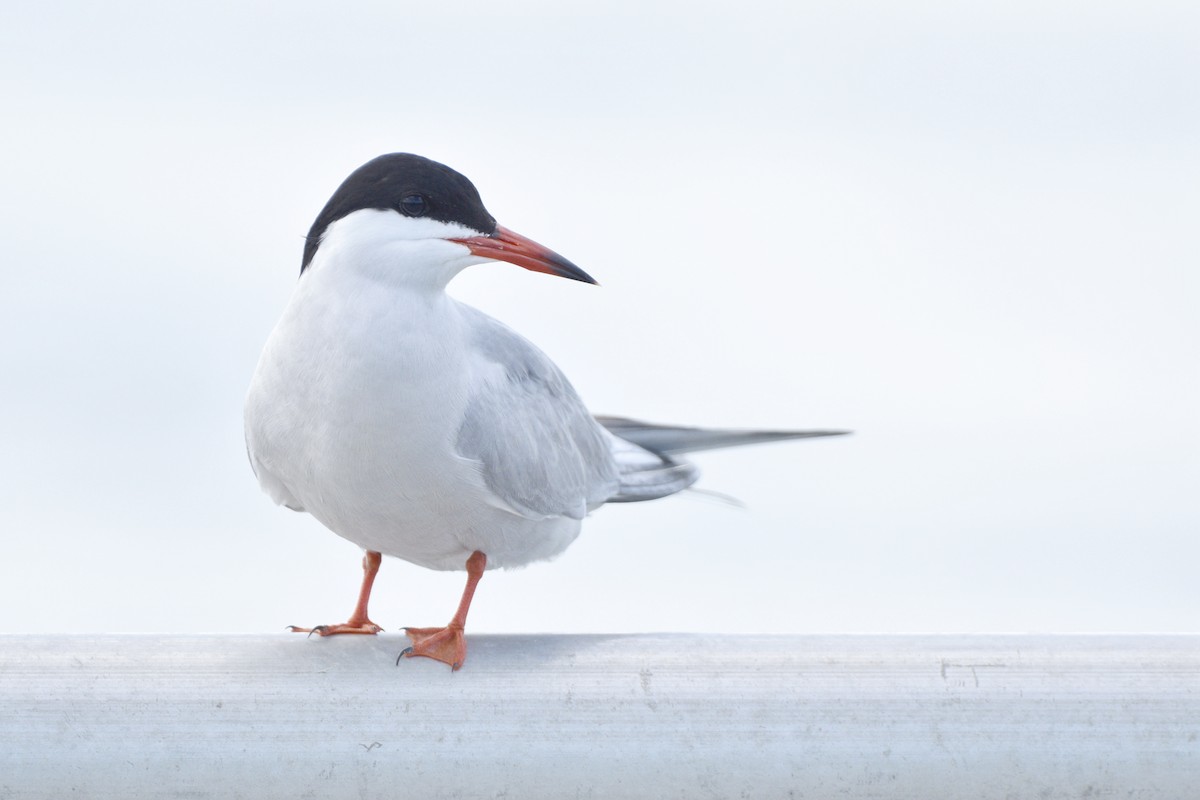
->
[300,153,595,289]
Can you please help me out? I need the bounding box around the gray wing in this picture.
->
[455,309,619,520]
[602,430,700,503]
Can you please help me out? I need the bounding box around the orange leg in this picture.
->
[400,551,487,670]
[289,550,383,636]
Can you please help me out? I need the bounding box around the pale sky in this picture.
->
[1,1,1197,635]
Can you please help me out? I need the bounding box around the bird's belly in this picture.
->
[305,426,582,571]
[246,298,582,571]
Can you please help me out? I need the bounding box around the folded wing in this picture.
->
[455,309,619,520]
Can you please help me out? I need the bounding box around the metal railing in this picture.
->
[2,633,1198,798]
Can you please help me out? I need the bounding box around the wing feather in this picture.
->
[455,309,618,520]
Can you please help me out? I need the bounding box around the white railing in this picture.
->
[2,634,1198,798]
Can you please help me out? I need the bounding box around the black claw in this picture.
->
[307,625,328,639]
[396,647,413,666]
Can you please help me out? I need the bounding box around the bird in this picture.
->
[244,153,846,670]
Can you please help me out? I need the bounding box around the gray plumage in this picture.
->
[455,308,618,520]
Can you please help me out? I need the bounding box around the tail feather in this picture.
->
[597,416,849,504]
[595,415,850,457]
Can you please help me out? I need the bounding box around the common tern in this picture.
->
[245,154,845,669]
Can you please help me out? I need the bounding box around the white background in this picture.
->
[1,1,1196,635]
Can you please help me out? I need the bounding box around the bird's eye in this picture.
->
[399,194,428,217]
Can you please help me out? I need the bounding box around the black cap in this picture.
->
[301,154,498,274]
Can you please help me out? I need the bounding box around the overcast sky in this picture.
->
[1,1,1197,636]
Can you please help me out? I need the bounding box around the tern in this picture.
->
[245,154,845,669]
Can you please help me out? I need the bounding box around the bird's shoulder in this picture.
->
[457,306,569,391]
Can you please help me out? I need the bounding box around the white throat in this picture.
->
[305,209,489,292]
